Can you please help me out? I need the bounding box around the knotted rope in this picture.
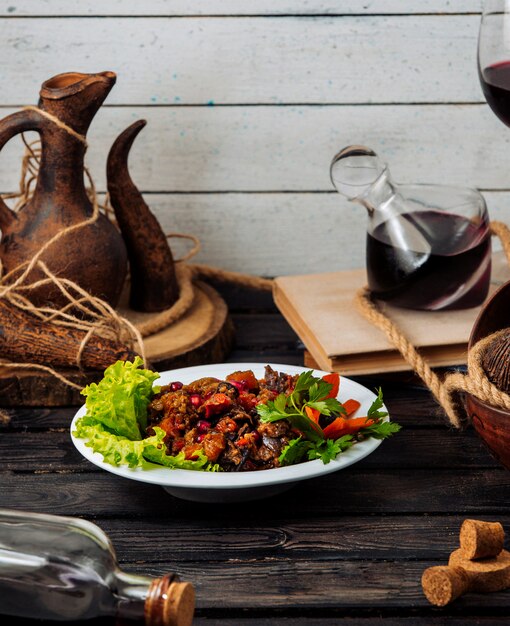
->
[0,107,272,389]
[356,221,510,428]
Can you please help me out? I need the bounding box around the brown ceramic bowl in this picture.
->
[466,280,510,469]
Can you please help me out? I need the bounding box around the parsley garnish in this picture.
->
[279,435,355,466]
[306,436,355,463]
[367,387,388,419]
[278,437,311,465]
[362,420,401,439]
[256,371,345,442]
[256,371,401,466]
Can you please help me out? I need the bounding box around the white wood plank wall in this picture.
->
[0,0,506,276]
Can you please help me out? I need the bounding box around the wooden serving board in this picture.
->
[0,282,234,407]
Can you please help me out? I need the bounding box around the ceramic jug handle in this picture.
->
[0,110,42,230]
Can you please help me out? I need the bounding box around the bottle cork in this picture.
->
[421,565,471,606]
[145,574,195,626]
[449,548,510,593]
[422,549,510,606]
[459,519,504,560]
[422,519,510,606]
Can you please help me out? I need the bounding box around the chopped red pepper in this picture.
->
[323,416,374,439]
[182,443,202,460]
[342,398,361,417]
[322,373,340,399]
[202,392,233,418]
[215,417,238,433]
[237,431,261,447]
[305,406,321,424]
[201,432,226,461]
[226,370,259,391]
[158,416,181,439]
[172,439,185,453]
[238,392,258,411]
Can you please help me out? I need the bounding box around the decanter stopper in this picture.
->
[330,145,390,209]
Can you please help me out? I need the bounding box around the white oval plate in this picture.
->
[70,363,388,502]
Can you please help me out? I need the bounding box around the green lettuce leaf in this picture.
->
[143,429,221,471]
[74,418,220,472]
[73,414,150,468]
[81,357,160,440]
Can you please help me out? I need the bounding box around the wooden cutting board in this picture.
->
[0,282,234,407]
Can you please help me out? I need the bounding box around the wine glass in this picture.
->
[478,0,510,127]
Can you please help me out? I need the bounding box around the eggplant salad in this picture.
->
[74,358,400,472]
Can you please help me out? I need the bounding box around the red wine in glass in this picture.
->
[479,61,510,127]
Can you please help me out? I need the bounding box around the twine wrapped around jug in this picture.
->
[0,108,271,390]
[356,220,510,429]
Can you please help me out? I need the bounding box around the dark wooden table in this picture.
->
[2,283,510,625]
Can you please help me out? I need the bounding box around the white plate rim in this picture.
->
[70,363,388,490]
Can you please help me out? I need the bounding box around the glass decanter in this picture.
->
[0,508,194,625]
[330,146,492,310]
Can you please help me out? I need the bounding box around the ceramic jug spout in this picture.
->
[38,71,117,136]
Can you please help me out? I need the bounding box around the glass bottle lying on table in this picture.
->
[330,146,492,311]
[0,509,194,625]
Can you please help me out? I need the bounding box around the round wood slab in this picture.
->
[0,282,234,407]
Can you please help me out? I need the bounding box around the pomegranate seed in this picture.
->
[197,420,211,433]
[170,381,183,391]
[196,433,206,443]
[251,431,261,444]
[190,394,203,407]
[228,379,247,393]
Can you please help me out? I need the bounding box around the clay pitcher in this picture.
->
[0,71,128,308]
